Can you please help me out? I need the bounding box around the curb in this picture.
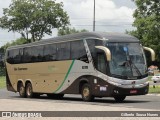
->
[147,94,160,96]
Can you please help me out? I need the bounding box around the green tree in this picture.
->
[0,0,70,42]
[58,27,88,36]
[0,38,28,51]
[128,0,160,64]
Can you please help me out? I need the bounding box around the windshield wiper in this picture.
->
[129,59,142,76]
[120,60,142,76]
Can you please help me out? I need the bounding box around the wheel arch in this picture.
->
[25,79,32,86]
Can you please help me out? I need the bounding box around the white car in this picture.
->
[151,74,160,83]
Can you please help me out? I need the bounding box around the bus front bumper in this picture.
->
[110,84,149,96]
[93,83,149,97]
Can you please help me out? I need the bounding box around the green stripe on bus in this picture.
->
[54,60,75,93]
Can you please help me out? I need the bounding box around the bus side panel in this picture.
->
[60,75,112,96]
[5,63,19,92]
[5,61,73,93]
[6,69,16,92]
[61,75,149,97]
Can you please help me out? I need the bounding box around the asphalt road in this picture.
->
[1,88,160,120]
[0,88,160,111]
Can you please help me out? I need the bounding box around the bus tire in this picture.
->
[81,83,94,102]
[114,95,126,102]
[26,83,34,98]
[18,83,26,98]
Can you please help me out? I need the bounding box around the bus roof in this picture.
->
[7,32,139,50]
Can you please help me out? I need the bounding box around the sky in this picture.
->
[0,0,136,47]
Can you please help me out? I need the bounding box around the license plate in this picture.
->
[130,90,137,94]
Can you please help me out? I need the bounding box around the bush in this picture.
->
[0,66,5,76]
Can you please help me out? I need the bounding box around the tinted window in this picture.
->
[7,49,21,64]
[87,39,103,66]
[31,46,44,62]
[97,53,107,74]
[71,41,88,62]
[87,40,95,53]
[57,42,70,60]
[23,46,44,63]
[23,47,32,63]
[7,50,14,64]
[43,44,56,61]
[87,39,102,54]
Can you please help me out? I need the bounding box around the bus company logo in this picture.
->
[2,112,11,118]
[14,67,28,71]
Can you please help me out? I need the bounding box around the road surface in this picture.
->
[0,88,160,120]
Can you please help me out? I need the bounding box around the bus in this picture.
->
[5,32,155,102]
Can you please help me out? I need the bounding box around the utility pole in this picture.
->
[93,0,95,31]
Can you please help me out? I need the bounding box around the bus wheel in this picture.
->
[18,83,26,98]
[114,95,126,102]
[26,83,33,98]
[81,83,94,102]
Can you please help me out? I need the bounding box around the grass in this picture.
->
[0,76,5,89]
[148,75,160,93]
[149,85,160,93]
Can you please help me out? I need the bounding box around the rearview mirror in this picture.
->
[95,46,111,61]
[143,47,155,61]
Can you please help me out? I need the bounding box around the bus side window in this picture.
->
[7,49,21,64]
[96,52,107,74]
[7,50,13,64]
[31,46,44,62]
[71,41,88,63]
[57,42,70,60]
[14,49,21,64]
[43,44,56,61]
[23,47,32,63]
[87,39,95,53]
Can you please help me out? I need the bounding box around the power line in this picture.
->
[96,21,133,23]
[71,18,133,20]
[72,24,132,26]
[70,19,133,24]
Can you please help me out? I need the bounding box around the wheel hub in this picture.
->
[20,87,24,95]
[83,87,89,98]
[27,86,32,96]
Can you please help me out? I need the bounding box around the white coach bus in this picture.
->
[5,32,155,102]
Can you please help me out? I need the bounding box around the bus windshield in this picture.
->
[106,42,147,79]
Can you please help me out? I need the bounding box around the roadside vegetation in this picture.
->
[149,85,160,93]
[0,76,5,89]
[148,75,160,93]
